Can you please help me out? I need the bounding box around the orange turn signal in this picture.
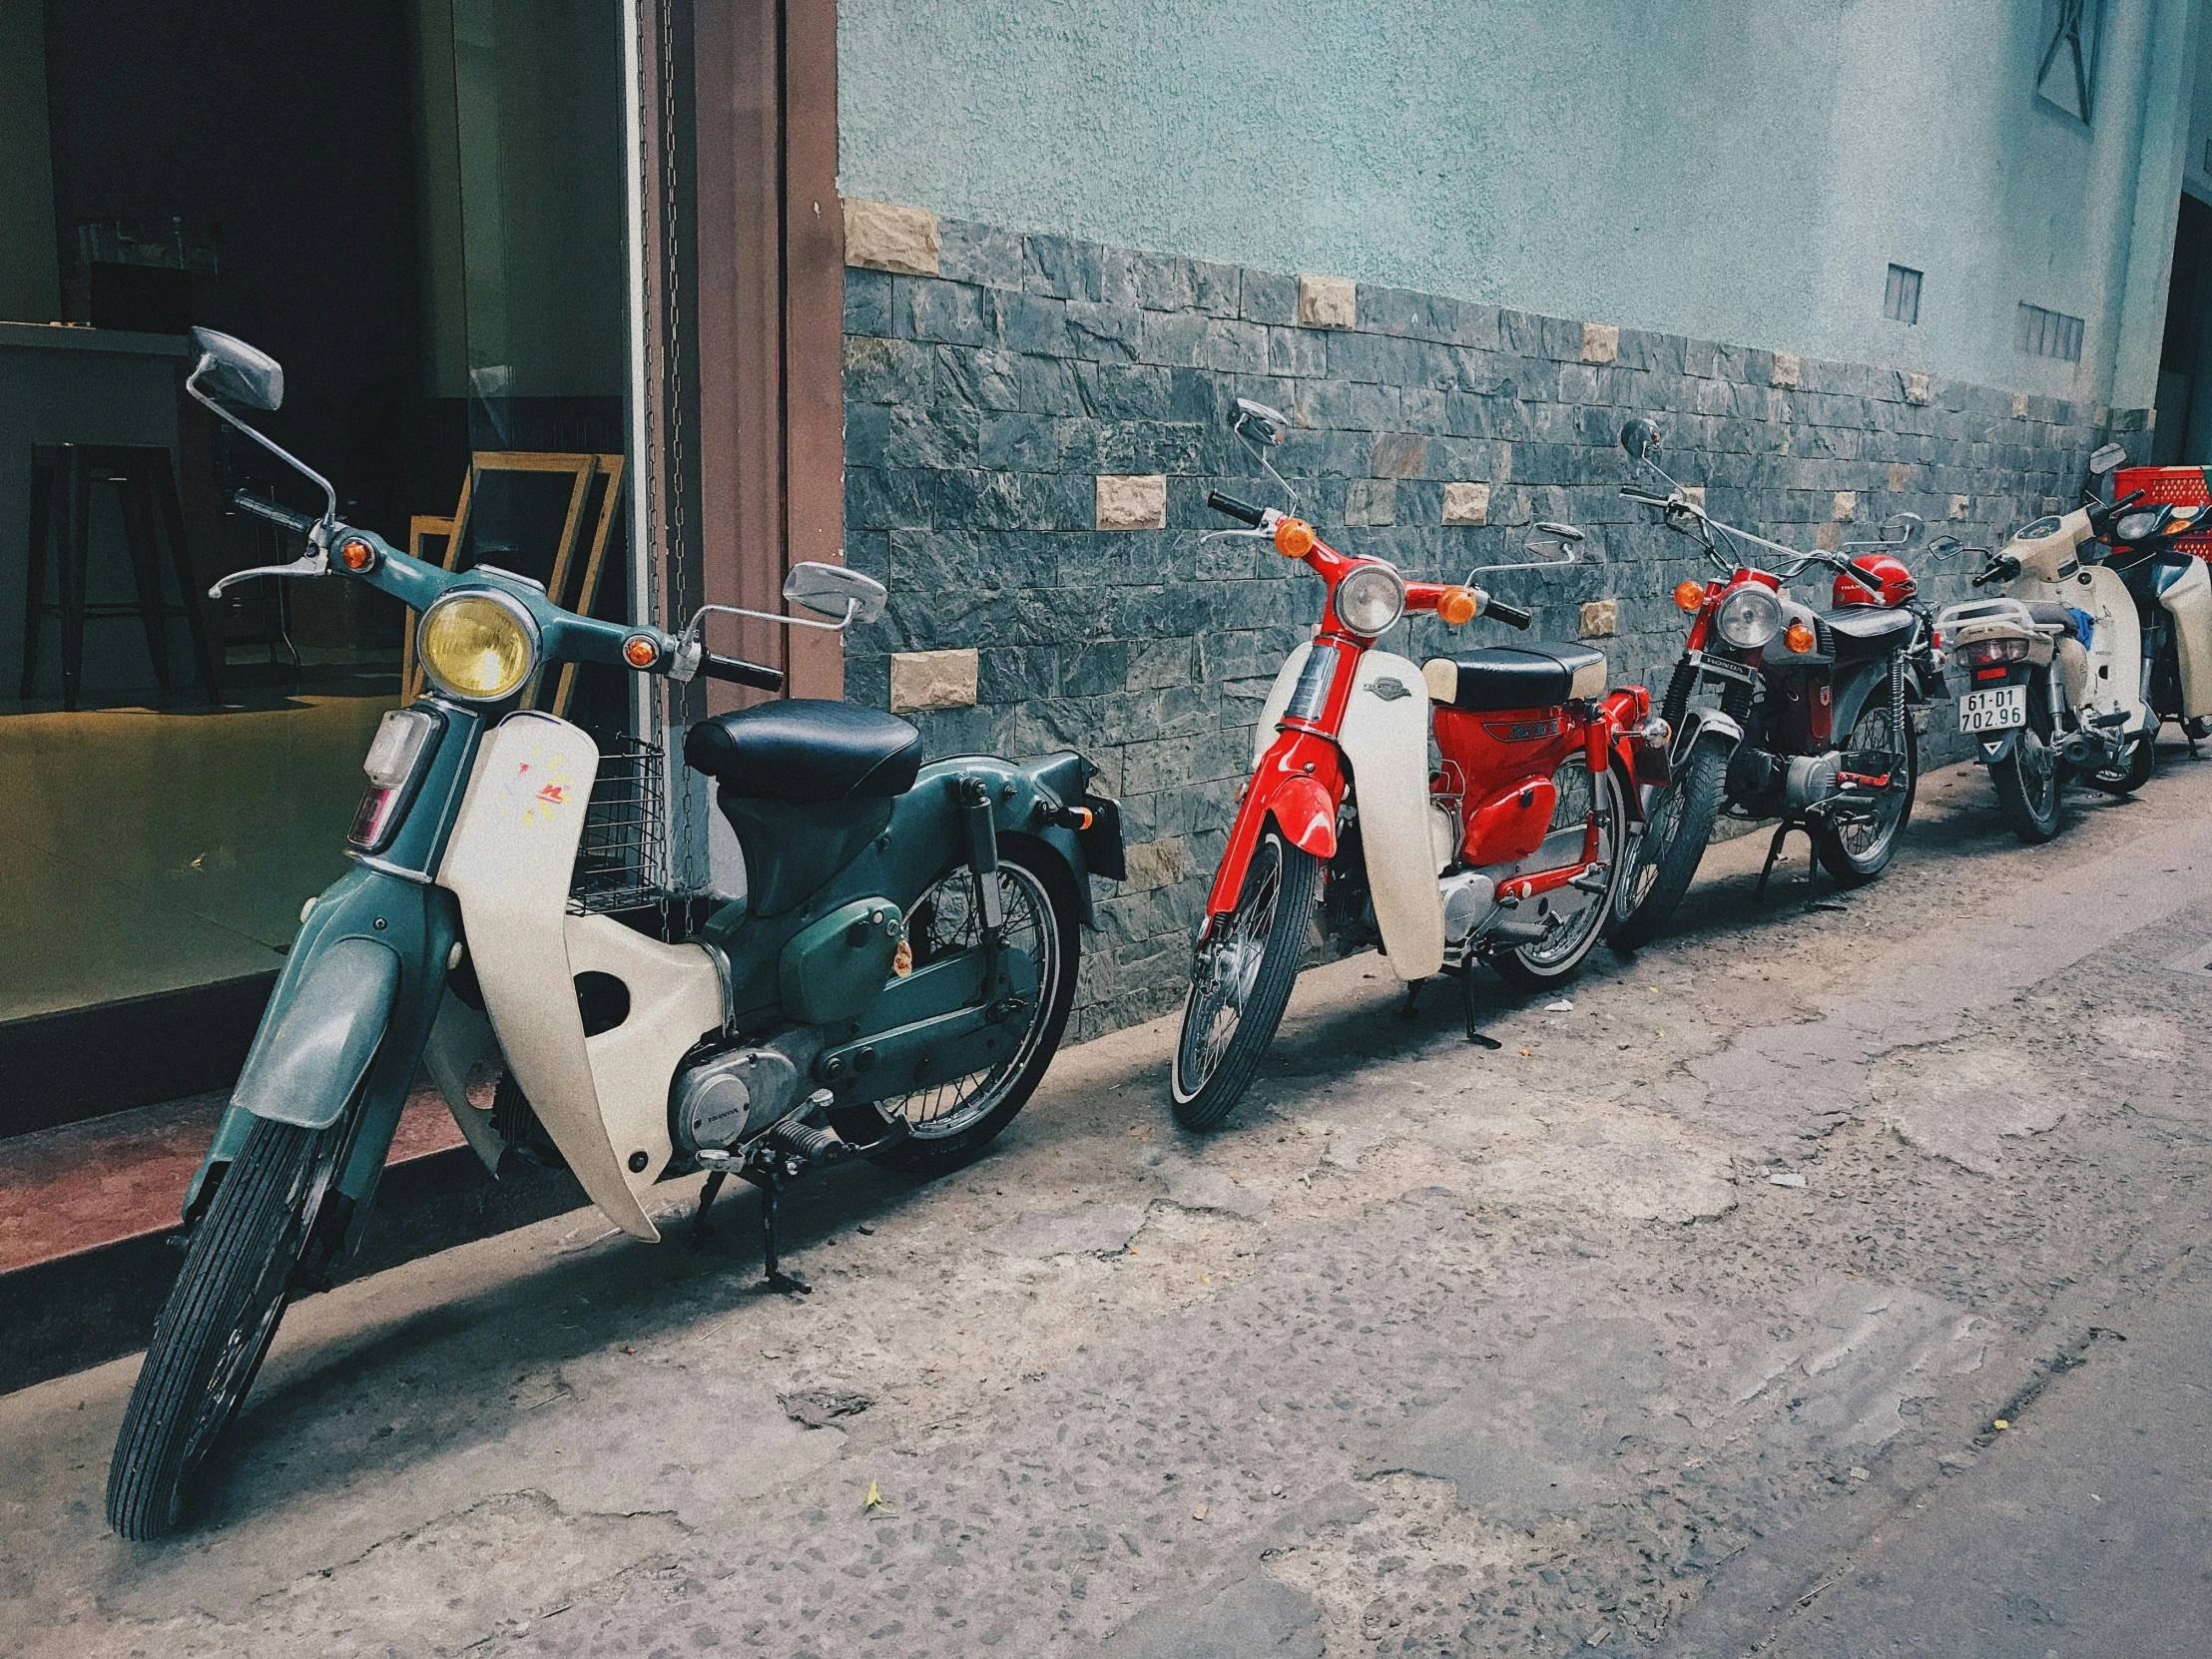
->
[1436,585,1478,626]
[622,634,661,669]
[1784,620,1817,654]
[337,537,376,572]
[1274,517,1316,558]
[1673,580,1706,613]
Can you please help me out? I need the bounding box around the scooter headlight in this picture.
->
[1712,584,1783,651]
[417,589,540,701]
[1336,563,1406,636]
[2113,510,2162,543]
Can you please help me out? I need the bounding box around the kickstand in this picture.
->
[1398,978,1424,1021]
[1755,821,1792,895]
[688,1169,727,1251]
[751,1175,811,1297]
[1460,966,1503,1049]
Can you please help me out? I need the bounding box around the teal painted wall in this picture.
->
[840,0,2204,411]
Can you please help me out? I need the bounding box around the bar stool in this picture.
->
[19,443,219,710]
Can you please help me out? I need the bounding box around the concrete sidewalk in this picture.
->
[4,750,2211,1659]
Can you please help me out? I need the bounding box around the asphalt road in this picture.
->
[3,746,2210,1659]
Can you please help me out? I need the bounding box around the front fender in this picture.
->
[1205,730,1344,917]
[233,936,399,1129]
[1338,650,1445,981]
[1675,707,1745,760]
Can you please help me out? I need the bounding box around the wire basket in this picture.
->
[569,735,668,913]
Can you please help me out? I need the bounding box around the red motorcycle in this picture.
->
[1170,401,1666,1130]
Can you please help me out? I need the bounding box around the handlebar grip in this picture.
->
[698,652,786,692]
[231,490,315,535]
[1207,491,1268,527]
[2111,487,2147,513]
[1483,599,1534,629]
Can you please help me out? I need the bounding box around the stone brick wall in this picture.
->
[836,205,2143,1042]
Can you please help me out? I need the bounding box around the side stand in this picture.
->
[1459,965,1503,1048]
[742,1163,811,1296]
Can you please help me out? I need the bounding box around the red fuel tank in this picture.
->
[1833,552,1916,608]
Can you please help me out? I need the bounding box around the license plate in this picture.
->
[1959,684,2026,733]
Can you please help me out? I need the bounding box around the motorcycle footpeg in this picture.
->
[763,1101,910,1172]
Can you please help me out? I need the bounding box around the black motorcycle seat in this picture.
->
[2021,601,2081,640]
[1817,606,1915,658]
[684,699,923,802]
[1422,642,1608,712]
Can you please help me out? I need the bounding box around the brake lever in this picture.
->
[208,549,330,599]
[1197,526,1277,546]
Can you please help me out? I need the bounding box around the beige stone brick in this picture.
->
[890,649,977,713]
[1771,353,1801,389]
[1815,521,1843,552]
[1119,837,1191,892]
[1578,598,1618,639]
[1442,481,1490,526]
[2011,391,2030,419]
[1887,463,1911,492]
[1297,275,1357,329]
[1832,491,1857,522]
[1346,478,1396,527]
[1096,474,1167,530]
[1949,494,1971,520]
[1903,370,1931,405]
[841,199,939,276]
[1682,485,1706,509]
[1372,433,1425,478]
[1580,322,1619,365]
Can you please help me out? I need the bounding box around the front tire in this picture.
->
[1170,824,1322,1132]
[108,1118,342,1540]
[1606,739,1726,952]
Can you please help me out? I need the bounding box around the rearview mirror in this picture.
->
[1232,397,1288,446]
[1620,418,1661,461]
[784,560,886,626]
[1925,534,1961,559]
[1532,521,1585,542]
[2089,442,2126,475]
[188,327,283,411]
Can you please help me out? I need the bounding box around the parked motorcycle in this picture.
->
[1931,445,2165,839]
[1169,400,1663,1130]
[2102,470,2212,751]
[1607,418,1935,949]
[107,329,1121,1539]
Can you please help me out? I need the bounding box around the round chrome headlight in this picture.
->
[417,589,539,701]
[2113,509,2161,543]
[1712,584,1783,651]
[1336,563,1406,636]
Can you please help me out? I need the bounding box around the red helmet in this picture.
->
[1833,553,1916,608]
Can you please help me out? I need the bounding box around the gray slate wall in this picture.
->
[838,217,2144,1043]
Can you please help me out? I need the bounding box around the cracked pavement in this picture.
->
[4,750,2211,1658]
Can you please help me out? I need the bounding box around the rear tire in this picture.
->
[1606,739,1726,953]
[2084,732,2155,797]
[862,838,1081,1178]
[1491,762,1628,990]
[1816,698,1918,885]
[1170,825,1322,1132]
[1991,685,2063,843]
[107,1118,341,1540]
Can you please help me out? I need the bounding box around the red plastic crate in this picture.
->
[2113,465,2212,556]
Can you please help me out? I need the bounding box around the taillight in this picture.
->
[1963,638,2029,667]
[347,706,444,852]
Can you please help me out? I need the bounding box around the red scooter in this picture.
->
[1170,401,1666,1129]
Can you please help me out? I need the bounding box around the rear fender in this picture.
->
[1977,731,2021,764]
[914,750,1110,927]
[1205,729,1343,918]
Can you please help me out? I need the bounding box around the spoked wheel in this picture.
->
[108,1117,343,1540]
[1607,739,1725,952]
[861,837,1080,1177]
[1816,697,1919,885]
[2084,731,2156,796]
[1491,759,1628,990]
[1170,824,1322,1132]
[1991,678,2063,843]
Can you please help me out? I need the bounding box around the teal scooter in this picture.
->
[107,329,1122,1539]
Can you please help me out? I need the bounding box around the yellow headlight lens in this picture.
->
[418,592,536,701]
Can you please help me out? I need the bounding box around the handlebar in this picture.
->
[231,489,316,536]
[1483,598,1534,629]
[1971,554,2020,589]
[1207,491,1269,527]
[2088,487,2149,532]
[698,652,785,692]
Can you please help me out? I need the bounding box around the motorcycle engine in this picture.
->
[1783,752,1843,812]
[671,1044,807,1154]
